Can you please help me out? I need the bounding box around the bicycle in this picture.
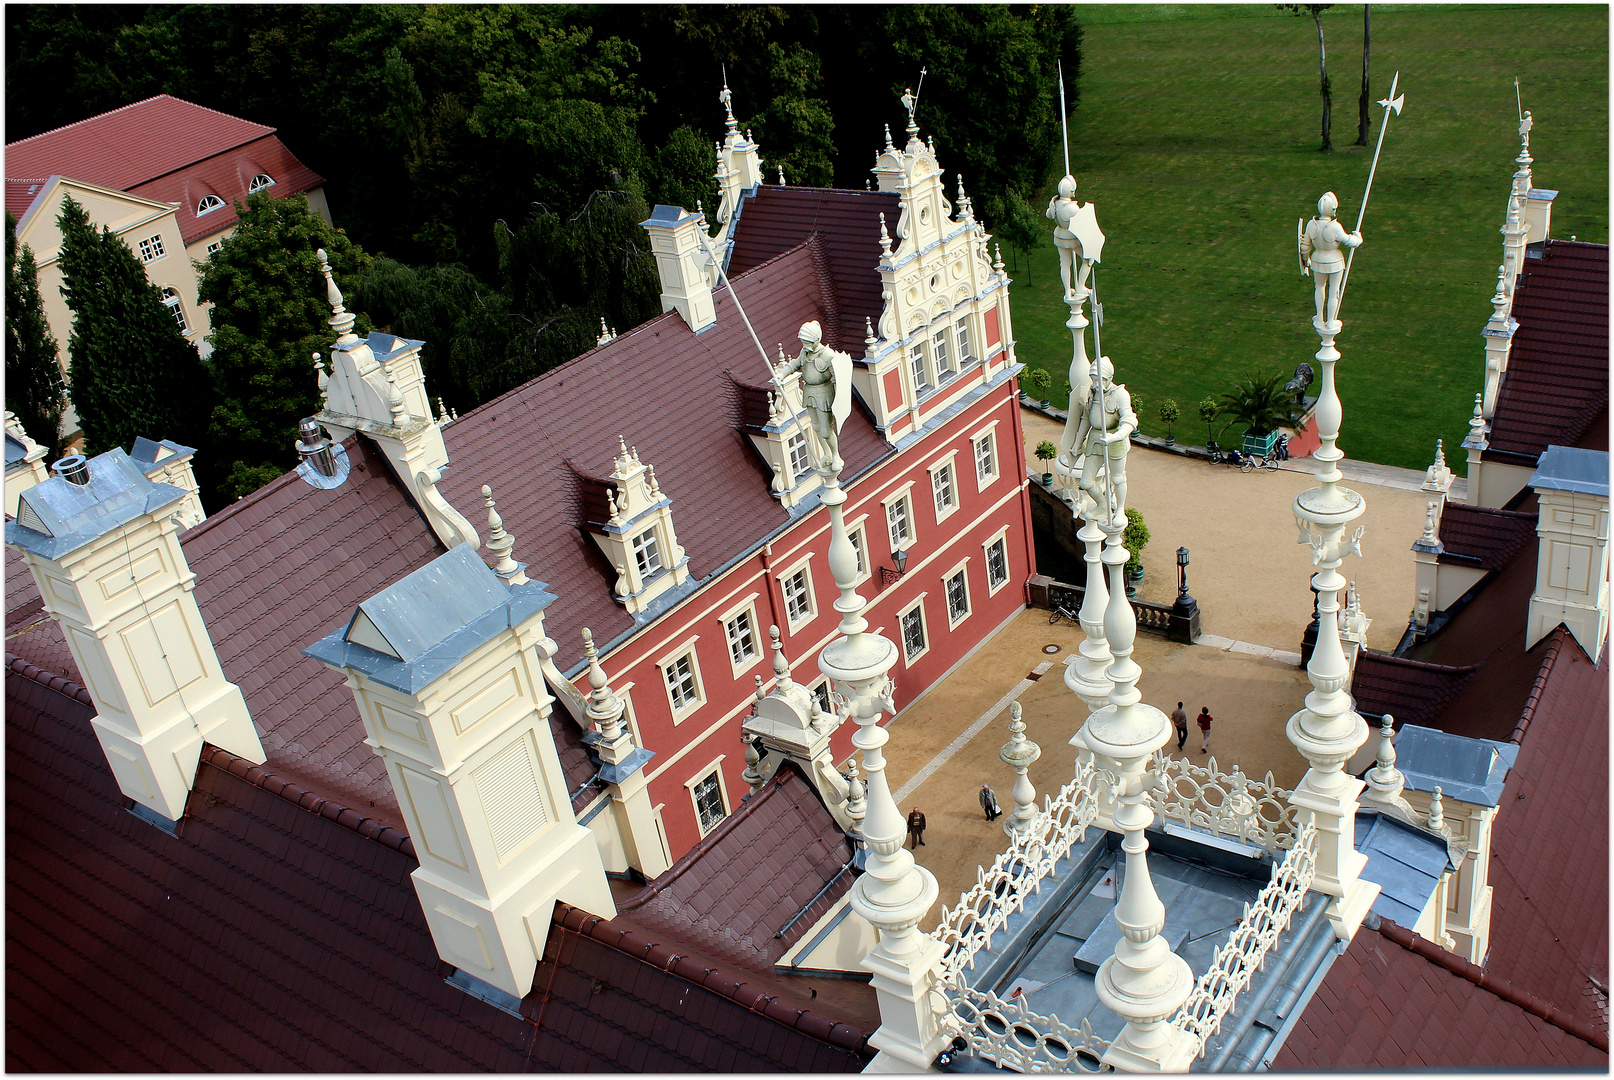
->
[1206,441,1246,468]
[1049,602,1080,625]
[1241,454,1281,473]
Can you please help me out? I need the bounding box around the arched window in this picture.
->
[161,287,188,333]
[248,173,275,193]
[197,194,226,215]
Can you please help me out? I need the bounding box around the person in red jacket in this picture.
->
[1197,706,1214,753]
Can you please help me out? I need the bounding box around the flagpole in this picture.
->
[1059,61,1071,180]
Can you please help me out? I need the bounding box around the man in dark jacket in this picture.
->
[1171,702,1189,751]
[906,807,927,847]
[980,783,1002,822]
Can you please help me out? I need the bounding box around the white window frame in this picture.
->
[632,526,663,579]
[160,287,188,333]
[910,340,934,394]
[956,313,976,366]
[984,528,1012,596]
[685,757,730,837]
[656,638,705,722]
[205,241,222,256]
[972,422,1000,491]
[137,234,166,263]
[930,452,959,523]
[248,173,276,193]
[847,514,872,586]
[885,483,917,552]
[786,429,811,482]
[943,558,972,630]
[720,595,764,677]
[898,595,930,665]
[780,557,816,629]
[196,194,226,215]
[933,326,956,382]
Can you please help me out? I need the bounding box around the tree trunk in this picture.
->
[1357,5,1371,145]
[1315,13,1332,152]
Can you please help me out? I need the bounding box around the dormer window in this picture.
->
[632,527,662,577]
[787,431,811,478]
[248,173,275,193]
[197,194,225,215]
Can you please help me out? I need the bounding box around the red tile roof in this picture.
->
[1351,651,1478,726]
[726,186,901,354]
[1273,918,1608,1069]
[1436,502,1538,572]
[6,95,324,240]
[436,239,893,659]
[616,765,878,1033]
[1486,240,1609,463]
[4,661,869,1072]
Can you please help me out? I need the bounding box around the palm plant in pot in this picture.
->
[1215,371,1304,456]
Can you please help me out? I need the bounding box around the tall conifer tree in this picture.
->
[54,196,212,460]
[5,211,67,457]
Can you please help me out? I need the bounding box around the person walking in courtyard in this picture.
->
[1171,702,1189,751]
[980,783,1002,822]
[906,807,927,848]
[1197,706,1214,753]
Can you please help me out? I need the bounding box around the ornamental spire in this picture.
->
[581,628,624,740]
[482,484,528,586]
[316,248,357,342]
[999,702,1041,837]
[768,624,795,689]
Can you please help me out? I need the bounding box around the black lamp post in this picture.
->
[881,548,910,587]
[1175,546,1191,600]
[1170,546,1200,644]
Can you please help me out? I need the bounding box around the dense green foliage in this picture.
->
[4,212,67,458]
[1123,507,1150,575]
[54,197,212,459]
[1009,5,1607,471]
[1215,372,1302,440]
[198,193,371,501]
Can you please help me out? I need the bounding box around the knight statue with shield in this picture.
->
[1063,356,1136,521]
[1298,191,1363,329]
[775,321,852,471]
[1046,175,1105,303]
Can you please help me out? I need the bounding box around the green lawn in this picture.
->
[1007,4,1607,471]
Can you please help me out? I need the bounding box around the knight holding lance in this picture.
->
[1047,175,1102,303]
[775,321,853,471]
[1064,356,1136,522]
[1299,191,1363,329]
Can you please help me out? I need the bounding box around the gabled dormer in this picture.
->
[127,436,205,529]
[310,249,479,551]
[732,366,824,510]
[581,438,692,616]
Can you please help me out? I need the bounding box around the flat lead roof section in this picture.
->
[1530,445,1609,497]
[1356,812,1452,929]
[1393,724,1519,806]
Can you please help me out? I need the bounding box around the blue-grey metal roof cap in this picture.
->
[1393,724,1519,806]
[365,332,425,365]
[303,544,558,695]
[5,448,187,560]
[1529,445,1608,497]
[641,204,693,227]
[1356,812,1452,928]
[127,436,197,469]
[5,432,26,468]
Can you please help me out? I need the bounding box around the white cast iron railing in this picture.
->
[929,757,1115,1071]
[947,988,1114,1073]
[1151,753,1301,853]
[1170,820,1320,1050]
[931,757,1109,984]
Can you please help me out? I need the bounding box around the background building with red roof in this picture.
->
[6,94,327,382]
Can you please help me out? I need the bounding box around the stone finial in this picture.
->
[742,736,766,792]
[1427,786,1445,832]
[769,625,795,688]
[1420,501,1439,545]
[1467,393,1487,443]
[482,484,529,586]
[883,122,895,153]
[582,627,625,740]
[645,462,661,497]
[1363,713,1408,810]
[778,164,786,186]
[844,759,867,846]
[878,213,893,258]
[864,316,878,354]
[383,363,409,427]
[597,317,616,346]
[311,351,330,400]
[927,134,937,155]
[999,702,1042,837]
[612,435,633,478]
[993,243,1005,274]
[315,248,357,341]
[1489,268,1511,324]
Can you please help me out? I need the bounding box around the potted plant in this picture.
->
[1198,397,1220,449]
[1158,399,1180,446]
[1216,371,1305,457]
[1123,507,1150,596]
[1035,440,1058,484]
[1023,367,1053,406]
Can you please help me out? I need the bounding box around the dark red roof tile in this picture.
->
[1486,240,1609,463]
[1351,652,1478,725]
[1436,502,1539,571]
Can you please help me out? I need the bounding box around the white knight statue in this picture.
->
[1047,174,1105,302]
[1298,191,1363,329]
[776,320,853,470]
[1062,356,1135,521]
